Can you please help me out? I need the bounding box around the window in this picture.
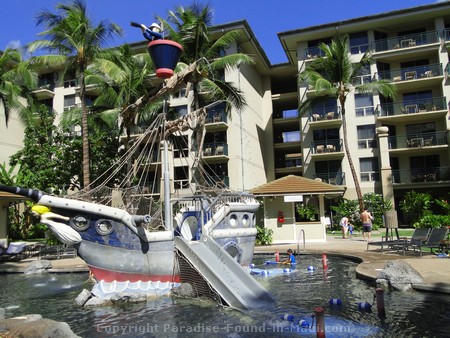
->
[64,71,77,88]
[38,73,54,88]
[354,64,371,85]
[204,163,229,187]
[63,94,76,111]
[204,131,227,156]
[409,155,439,182]
[305,37,332,58]
[174,166,189,189]
[360,158,379,182]
[357,125,377,149]
[173,135,189,158]
[355,94,374,117]
[207,102,226,123]
[172,86,187,99]
[174,105,187,118]
[350,32,369,54]
[406,122,435,137]
[311,98,337,118]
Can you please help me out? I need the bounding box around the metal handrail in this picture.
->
[297,229,306,254]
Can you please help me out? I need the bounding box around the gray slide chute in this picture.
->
[174,235,276,311]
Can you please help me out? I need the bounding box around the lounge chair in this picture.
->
[400,227,449,256]
[367,227,430,253]
[0,242,30,261]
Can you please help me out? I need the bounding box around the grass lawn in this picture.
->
[328,228,415,238]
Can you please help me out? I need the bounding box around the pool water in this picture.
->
[1,255,449,337]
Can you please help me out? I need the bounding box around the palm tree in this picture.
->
[28,0,122,189]
[0,48,37,126]
[62,44,159,153]
[298,35,397,212]
[162,3,254,184]
[165,3,253,111]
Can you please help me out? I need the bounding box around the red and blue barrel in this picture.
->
[147,40,184,79]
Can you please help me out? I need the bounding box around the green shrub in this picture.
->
[414,214,450,228]
[256,224,273,245]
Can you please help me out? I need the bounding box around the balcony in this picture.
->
[375,63,443,90]
[376,97,447,123]
[202,142,228,163]
[33,83,55,100]
[304,46,326,60]
[313,172,345,186]
[274,131,301,149]
[391,167,450,185]
[388,131,448,150]
[205,111,228,131]
[273,109,299,126]
[372,30,439,53]
[308,107,342,127]
[275,154,302,174]
[310,139,344,158]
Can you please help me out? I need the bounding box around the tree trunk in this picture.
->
[79,68,90,190]
[340,99,364,212]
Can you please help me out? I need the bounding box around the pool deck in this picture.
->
[1,235,449,294]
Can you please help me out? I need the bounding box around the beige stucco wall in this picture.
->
[225,47,272,191]
[263,196,327,243]
[0,104,25,169]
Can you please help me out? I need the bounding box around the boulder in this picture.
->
[75,289,92,307]
[0,314,79,338]
[24,260,52,275]
[376,260,424,291]
[110,293,147,303]
[172,283,196,298]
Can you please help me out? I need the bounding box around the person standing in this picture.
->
[340,216,349,238]
[360,208,374,242]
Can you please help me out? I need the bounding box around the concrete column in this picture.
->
[377,126,395,208]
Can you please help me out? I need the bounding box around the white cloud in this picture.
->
[6,40,21,50]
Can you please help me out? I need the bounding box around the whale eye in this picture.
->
[70,215,89,231]
[95,219,114,235]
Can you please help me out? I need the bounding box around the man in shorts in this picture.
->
[360,208,373,242]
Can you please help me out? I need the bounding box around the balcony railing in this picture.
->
[391,166,450,184]
[276,158,302,169]
[372,30,439,53]
[313,172,345,185]
[445,28,450,42]
[311,139,343,154]
[304,46,327,59]
[375,63,443,82]
[309,107,341,122]
[376,96,446,117]
[388,131,447,149]
[206,110,227,124]
[203,142,228,156]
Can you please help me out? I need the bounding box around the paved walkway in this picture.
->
[1,235,449,294]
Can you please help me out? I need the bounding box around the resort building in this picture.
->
[2,2,450,242]
[277,1,450,228]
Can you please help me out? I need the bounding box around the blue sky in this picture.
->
[0,0,446,64]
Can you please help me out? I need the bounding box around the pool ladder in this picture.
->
[297,229,306,254]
